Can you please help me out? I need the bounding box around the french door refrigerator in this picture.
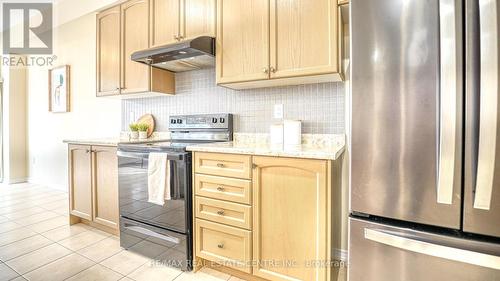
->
[350,0,500,280]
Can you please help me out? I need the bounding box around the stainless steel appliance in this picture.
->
[131,36,215,72]
[350,0,500,280]
[117,113,232,271]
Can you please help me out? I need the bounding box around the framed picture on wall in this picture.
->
[49,65,70,113]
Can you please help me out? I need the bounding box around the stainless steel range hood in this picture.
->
[131,36,215,73]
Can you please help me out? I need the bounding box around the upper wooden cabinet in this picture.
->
[96,6,121,96]
[216,0,344,89]
[216,0,269,84]
[252,156,330,281]
[151,0,215,47]
[121,0,151,94]
[96,0,175,97]
[270,0,340,79]
[183,0,216,40]
[150,0,180,47]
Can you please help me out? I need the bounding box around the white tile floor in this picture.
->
[0,183,240,281]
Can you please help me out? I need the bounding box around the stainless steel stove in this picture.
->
[117,114,232,271]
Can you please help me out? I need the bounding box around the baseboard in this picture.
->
[4,177,28,184]
[334,248,348,262]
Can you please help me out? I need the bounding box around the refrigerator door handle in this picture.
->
[364,228,500,270]
[437,0,462,205]
[474,0,499,210]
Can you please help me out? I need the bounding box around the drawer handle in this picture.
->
[217,210,225,216]
[216,163,225,168]
[216,186,225,191]
[217,243,224,249]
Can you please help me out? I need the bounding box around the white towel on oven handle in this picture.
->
[147,152,171,205]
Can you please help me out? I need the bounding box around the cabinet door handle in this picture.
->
[262,67,269,73]
[216,163,225,168]
[85,149,90,153]
[216,210,225,216]
[173,35,179,40]
[270,66,277,73]
[216,186,225,191]
[217,243,224,249]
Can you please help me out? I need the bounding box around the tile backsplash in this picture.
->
[121,69,345,134]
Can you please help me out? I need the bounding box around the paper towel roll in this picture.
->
[283,120,302,145]
[270,123,284,145]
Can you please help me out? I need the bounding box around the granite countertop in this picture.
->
[63,132,171,146]
[186,134,346,160]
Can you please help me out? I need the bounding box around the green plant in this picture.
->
[129,123,139,132]
[137,123,149,132]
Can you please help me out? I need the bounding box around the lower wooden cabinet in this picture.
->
[193,152,334,281]
[252,156,329,281]
[68,144,119,233]
[68,145,93,220]
[196,219,252,273]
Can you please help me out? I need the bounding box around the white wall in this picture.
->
[27,13,121,190]
[2,63,28,184]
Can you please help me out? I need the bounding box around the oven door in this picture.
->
[117,149,191,234]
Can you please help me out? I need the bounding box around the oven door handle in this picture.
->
[124,224,181,244]
[117,150,184,161]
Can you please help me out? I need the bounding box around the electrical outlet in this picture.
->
[274,104,284,119]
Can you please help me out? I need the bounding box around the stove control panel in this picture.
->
[169,113,233,130]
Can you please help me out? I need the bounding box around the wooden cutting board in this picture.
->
[137,114,155,137]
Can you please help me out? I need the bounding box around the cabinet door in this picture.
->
[150,0,180,47]
[253,156,329,281]
[121,0,150,94]
[68,145,92,221]
[270,0,340,78]
[92,146,119,229]
[182,0,215,40]
[216,0,269,84]
[96,6,121,96]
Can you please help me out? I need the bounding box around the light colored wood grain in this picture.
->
[68,145,92,221]
[192,158,204,272]
[182,0,216,40]
[92,146,119,230]
[216,0,270,84]
[252,156,329,281]
[338,0,348,5]
[150,0,180,47]
[121,0,150,94]
[150,67,175,94]
[96,6,121,96]
[195,174,252,205]
[195,218,252,274]
[195,152,252,179]
[219,72,343,90]
[195,196,252,230]
[270,0,340,79]
[203,262,269,281]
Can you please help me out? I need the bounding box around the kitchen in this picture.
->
[0,0,498,281]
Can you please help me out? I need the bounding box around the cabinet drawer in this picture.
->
[195,174,251,205]
[194,152,251,179]
[195,219,252,273]
[196,196,252,230]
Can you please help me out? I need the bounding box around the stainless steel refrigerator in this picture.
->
[350,0,500,280]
